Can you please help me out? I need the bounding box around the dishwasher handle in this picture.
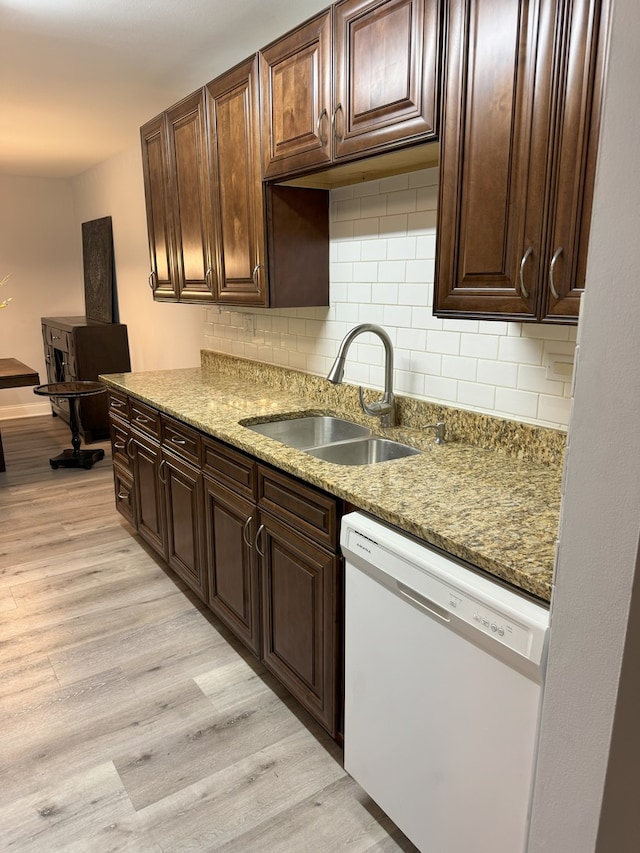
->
[396,581,450,623]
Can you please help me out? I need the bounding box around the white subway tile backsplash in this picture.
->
[203,168,576,429]
[441,355,478,382]
[427,329,461,355]
[495,387,539,420]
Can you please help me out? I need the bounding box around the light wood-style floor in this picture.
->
[0,415,417,853]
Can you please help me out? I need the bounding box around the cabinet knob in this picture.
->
[549,247,563,300]
[519,246,533,299]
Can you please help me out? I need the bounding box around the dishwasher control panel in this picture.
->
[341,515,549,667]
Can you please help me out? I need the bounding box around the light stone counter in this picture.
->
[102,352,565,603]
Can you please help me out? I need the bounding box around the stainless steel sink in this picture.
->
[245,414,421,465]
[306,437,421,465]
[247,415,371,449]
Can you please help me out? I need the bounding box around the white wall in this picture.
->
[0,174,83,416]
[528,0,640,848]
[204,168,577,430]
[70,145,206,372]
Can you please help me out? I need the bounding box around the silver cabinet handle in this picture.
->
[126,438,135,459]
[113,441,125,451]
[252,264,262,287]
[255,523,265,558]
[158,459,166,485]
[148,271,156,290]
[171,436,186,446]
[135,415,151,425]
[110,399,124,409]
[549,247,563,300]
[519,246,533,299]
[242,516,253,548]
[332,103,343,141]
[117,490,130,504]
[205,267,213,287]
[316,108,328,144]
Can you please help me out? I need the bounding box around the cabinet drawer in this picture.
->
[44,325,70,351]
[202,436,256,499]
[113,462,135,525]
[109,418,131,471]
[161,415,202,466]
[258,466,337,550]
[130,399,161,439]
[107,390,129,422]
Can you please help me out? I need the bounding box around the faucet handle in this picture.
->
[422,421,446,444]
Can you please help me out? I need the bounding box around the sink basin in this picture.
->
[247,415,371,449]
[306,437,421,465]
[245,414,421,465]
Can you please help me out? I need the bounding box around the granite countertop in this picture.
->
[101,353,564,602]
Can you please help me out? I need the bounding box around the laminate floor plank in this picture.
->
[0,416,417,852]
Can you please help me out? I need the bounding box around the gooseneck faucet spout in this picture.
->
[327,324,395,427]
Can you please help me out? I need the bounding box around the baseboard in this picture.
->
[0,402,52,421]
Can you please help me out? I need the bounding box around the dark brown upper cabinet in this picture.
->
[206,55,330,308]
[260,0,440,181]
[434,0,607,324]
[140,90,215,302]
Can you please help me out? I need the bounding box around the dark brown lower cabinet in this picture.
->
[162,452,206,600]
[131,429,168,559]
[203,476,261,657]
[259,511,339,735]
[107,391,343,740]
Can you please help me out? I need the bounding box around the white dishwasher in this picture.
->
[341,512,549,853]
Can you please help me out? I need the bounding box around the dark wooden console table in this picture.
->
[0,358,40,472]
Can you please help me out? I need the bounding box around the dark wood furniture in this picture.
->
[206,56,330,308]
[33,381,107,469]
[141,90,215,302]
[434,0,608,323]
[0,358,40,472]
[107,390,343,739]
[41,317,131,442]
[260,0,440,179]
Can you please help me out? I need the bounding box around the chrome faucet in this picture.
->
[327,324,396,427]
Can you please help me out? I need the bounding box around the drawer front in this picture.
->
[130,399,161,439]
[113,462,135,525]
[161,415,201,466]
[258,466,337,550]
[44,325,70,351]
[202,436,256,499]
[109,418,131,471]
[107,390,129,423]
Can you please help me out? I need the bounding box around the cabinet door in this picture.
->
[259,511,339,736]
[163,452,207,602]
[204,477,261,657]
[206,56,267,306]
[165,90,216,302]
[333,0,439,160]
[140,115,178,299]
[260,11,333,179]
[540,0,606,322]
[131,431,167,558]
[435,0,554,320]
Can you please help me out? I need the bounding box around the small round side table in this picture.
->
[34,381,107,469]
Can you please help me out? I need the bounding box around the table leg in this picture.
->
[68,396,81,457]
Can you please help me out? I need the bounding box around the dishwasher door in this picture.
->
[341,512,550,853]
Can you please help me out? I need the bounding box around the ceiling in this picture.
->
[0,0,329,179]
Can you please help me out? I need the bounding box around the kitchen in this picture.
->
[1,0,639,850]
